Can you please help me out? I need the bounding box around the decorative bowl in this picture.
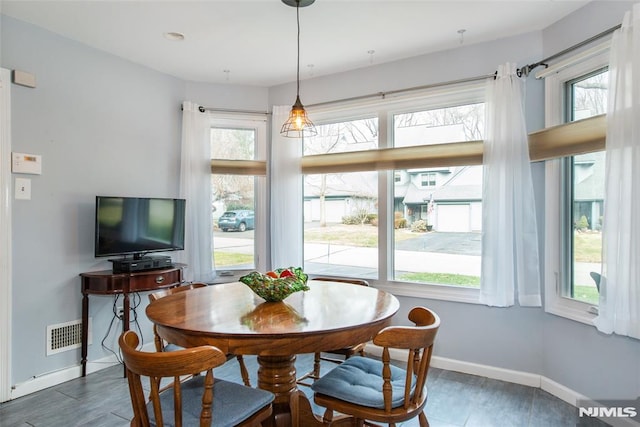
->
[239,267,309,302]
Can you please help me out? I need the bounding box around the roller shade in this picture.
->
[211,114,605,175]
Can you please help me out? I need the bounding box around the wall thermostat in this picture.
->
[12,152,42,175]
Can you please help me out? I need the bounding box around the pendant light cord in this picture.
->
[296,1,301,97]
[280,0,317,137]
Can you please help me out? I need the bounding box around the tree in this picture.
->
[304,118,378,226]
[211,127,255,159]
[573,72,607,117]
[211,128,255,209]
[576,215,589,231]
[394,103,484,144]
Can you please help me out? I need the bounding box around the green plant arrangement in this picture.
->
[239,267,309,302]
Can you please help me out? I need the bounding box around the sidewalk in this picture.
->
[214,237,599,289]
[304,242,481,276]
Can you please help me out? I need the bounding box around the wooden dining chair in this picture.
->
[311,306,440,427]
[148,282,252,387]
[119,330,273,427]
[296,277,370,387]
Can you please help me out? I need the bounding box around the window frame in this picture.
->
[209,114,268,272]
[543,50,609,324]
[304,83,485,304]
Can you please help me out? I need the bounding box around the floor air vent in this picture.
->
[46,319,91,356]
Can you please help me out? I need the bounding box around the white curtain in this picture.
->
[176,101,215,282]
[270,105,303,268]
[594,4,640,339]
[480,63,541,307]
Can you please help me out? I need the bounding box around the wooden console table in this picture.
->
[79,264,184,376]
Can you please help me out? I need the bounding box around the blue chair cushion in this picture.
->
[163,343,183,352]
[149,377,273,427]
[311,356,417,409]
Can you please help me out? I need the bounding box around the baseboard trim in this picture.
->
[10,357,119,400]
[9,342,155,400]
[539,375,587,406]
[8,345,640,427]
[430,354,541,388]
[367,345,567,400]
[366,345,639,427]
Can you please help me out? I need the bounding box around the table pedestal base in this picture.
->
[256,355,354,427]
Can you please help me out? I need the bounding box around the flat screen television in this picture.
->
[94,196,186,260]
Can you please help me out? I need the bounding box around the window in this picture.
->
[420,173,436,187]
[302,85,485,301]
[392,103,484,287]
[564,71,607,305]
[303,117,379,279]
[210,118,267,272]
[544,48,608,323]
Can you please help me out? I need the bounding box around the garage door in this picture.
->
[436,204,470,232]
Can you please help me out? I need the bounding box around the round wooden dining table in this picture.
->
[146,279,399,427]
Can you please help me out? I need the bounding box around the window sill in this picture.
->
[545,296,598,326]
[374,280,481,305]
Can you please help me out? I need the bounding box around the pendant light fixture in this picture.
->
[280,0,317,138]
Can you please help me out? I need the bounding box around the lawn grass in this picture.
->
[304,224,422,247]
[304,224,379,247]
[398,272,480,287]
[574,231,602,263]
[399,273,599,303]
[214,251,253,267]
[573,285,599,305]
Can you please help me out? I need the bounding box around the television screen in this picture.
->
[95,196,186,258]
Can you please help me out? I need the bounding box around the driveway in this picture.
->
[395,231,481,256]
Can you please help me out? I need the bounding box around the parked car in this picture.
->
[217,210,255,232]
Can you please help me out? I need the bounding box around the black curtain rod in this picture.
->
[517,24,621,77]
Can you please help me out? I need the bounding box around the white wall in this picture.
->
[1,0,638,404]
[185,81,269,113]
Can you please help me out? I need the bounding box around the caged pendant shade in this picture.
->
[280,0,317,138]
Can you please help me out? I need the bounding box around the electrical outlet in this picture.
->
[117,306,124,318]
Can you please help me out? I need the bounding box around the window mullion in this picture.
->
[378,110,391,282]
